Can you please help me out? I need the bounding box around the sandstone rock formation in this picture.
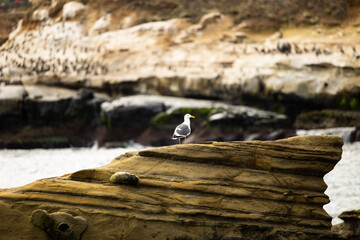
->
[332,210,360,240]
[0,135,344,239]
[1,1,359,111]
[62,1,87,21]
[338,210,360,239]
[31,209,88,240]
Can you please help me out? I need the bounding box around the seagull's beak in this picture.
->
[191,116,195,118]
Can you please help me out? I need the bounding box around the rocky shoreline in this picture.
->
[0,1,359,239]
[0,84,295,148]
[0,1,359,148]
[1,81,360,148]
[0,135,348,239]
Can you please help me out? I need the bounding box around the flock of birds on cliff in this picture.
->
[0,22,109,80]
[1,41,359,81]
[0,20,360,81]
[0,48,108,78]
[276,38,359,57]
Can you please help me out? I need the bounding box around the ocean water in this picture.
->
[0,141,358,225]
[324,141,360,225]
[0,143,146,189]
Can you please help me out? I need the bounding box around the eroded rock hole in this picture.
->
[58,222,70,232]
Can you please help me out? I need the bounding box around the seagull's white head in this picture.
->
[184,113,195,121]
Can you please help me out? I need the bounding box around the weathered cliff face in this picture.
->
[0,135,344,239]
[0,1,360,147]
[1,1,359,110]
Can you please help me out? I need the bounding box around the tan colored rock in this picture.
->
[89,13,111,35]
[198,12,223,30]
[62,1,87,21]
[32,8,49,22]
[31,209,88,240]
[2,7,360,103]
[0,135,343,239]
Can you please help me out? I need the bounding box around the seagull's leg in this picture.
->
[185,136,186,144]
[179,138,180,144]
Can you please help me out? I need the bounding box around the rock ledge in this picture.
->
[0,135,343,239]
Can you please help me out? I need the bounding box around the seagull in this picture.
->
[171,113,195,144]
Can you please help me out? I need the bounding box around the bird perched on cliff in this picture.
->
[276,29,291,55]
[277,39,291,55]
[172,114,195,144]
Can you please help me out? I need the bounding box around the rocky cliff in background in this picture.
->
[0,85,289,148]
[1,0,359,105]
[0,135,345,239]
[0,0,360,147]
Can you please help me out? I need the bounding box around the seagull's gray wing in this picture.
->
[172,123,191,138]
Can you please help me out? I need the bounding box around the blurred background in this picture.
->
[0,0,359,225]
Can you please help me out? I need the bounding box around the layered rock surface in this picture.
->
[333,210,360,240]
[1,1,360,109]
[0,135,343,239]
